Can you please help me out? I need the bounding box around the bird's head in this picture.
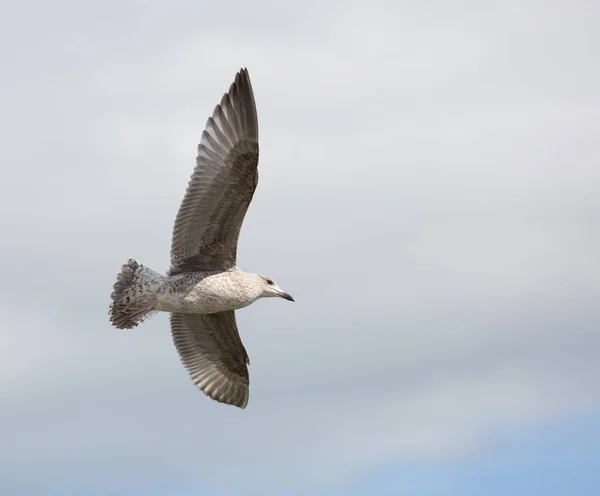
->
[257,274,294,302]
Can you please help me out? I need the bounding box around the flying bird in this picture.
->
[109,68,293,409]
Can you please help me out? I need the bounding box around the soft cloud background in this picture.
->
[1,0,599,494]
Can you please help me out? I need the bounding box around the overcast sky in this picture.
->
[1,1,599,495]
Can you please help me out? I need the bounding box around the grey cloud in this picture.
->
[1,0,599,494]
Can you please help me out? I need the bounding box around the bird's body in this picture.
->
[157,269,271,314]
[108,68,293,409]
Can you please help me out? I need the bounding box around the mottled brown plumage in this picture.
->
[109,68,293,409]
[170,312,250,408]
[169,69,259,274]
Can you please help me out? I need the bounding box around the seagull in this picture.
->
[109,68,294,409]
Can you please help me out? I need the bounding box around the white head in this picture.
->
[256,274,294,302]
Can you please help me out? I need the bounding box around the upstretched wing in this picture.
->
[169,68,259,274]
[170,311,250,408]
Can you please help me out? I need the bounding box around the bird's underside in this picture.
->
[110,68,261,409]
[170,311,250,408]
[167,68,259,408]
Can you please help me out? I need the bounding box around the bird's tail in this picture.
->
[109,259,164,329]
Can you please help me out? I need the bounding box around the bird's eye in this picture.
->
[266,279,274,285]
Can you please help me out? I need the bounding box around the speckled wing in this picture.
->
[170,311,250,408]
[169,68,259,274]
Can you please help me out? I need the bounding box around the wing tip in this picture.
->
[188,367,250,409]
[205,384,249,409]
[238,66,249,78]
[233,67,253,93]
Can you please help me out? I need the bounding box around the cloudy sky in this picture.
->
[1,0,599,494]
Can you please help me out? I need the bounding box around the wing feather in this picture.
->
[170,68,259,273]
[170,311,250,409]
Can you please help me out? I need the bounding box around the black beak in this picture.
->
[279,292,295,302]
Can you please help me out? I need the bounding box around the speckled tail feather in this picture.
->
[109,259,164,329]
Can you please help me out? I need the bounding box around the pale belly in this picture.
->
[153,273,255,314]
[155,291,250,314]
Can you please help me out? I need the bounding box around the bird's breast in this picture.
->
[155,273,254,314]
